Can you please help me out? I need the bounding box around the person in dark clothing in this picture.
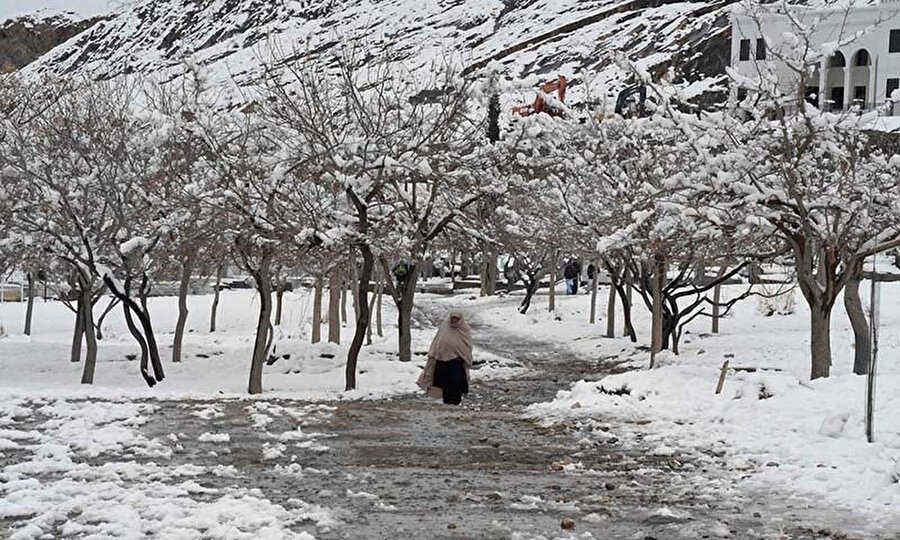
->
[564,261,579,294]
[433,357,469,405]
[417,310,473,405]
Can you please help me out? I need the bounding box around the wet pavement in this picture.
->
[1,315,881,539]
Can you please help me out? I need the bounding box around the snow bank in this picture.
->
[451,281,900,528]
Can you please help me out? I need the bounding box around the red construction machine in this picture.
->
[512,75,567,117]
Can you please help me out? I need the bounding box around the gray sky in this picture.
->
[0,0,119,22]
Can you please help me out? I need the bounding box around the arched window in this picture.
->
[829,52,846,68]
[853,49,871,66]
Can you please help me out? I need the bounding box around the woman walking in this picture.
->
[418,310,473,405]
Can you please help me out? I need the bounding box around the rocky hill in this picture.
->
[0,12,107,72]
[20,0,740,105]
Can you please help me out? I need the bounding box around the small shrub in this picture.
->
[598,384,630,396]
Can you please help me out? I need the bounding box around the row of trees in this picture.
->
[2,21,899,393]
[0,51,512,393]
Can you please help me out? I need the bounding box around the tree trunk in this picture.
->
[366,288,377,345]
[548,250,559,312]
[248,258,273,395]
[518,272,541,314]
[312,273,324,344]
[274,281,285,326]
[24,272,35,336]
[350,259,360,322]
[210,265,223,333]
[103,274,166,383]
[711,264,727,334]
[137,275,165,382]
[172,257,193,364]
[123,293,154,387]
[95,297,119,341]
[606,264,637,342]
[488,249,500,296]
[589,263,599,324]
[712,284,722,334]
[346,246,374,390]
[70,295,84,363]
[397,264,420,362]
[650,253,665,367]
[328,268,341,344]
[605,284,616,338]
[844,263,869,375]
[810,303,833,380]
[624,271,633,338]
[340,275,348,325]
[449,250,457,285]
[376,277,383,337]
[79,280,98,384]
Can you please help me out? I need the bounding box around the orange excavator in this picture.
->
[512,75,567,117]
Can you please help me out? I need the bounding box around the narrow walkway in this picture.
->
[268,317,861,539]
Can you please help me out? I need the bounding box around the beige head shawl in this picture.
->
[428,310,473,366]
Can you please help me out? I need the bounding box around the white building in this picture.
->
[731,1,900,113]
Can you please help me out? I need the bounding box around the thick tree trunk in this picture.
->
[172,257,193,364]
[312,273,324,344]
[346,246,374,390]
[810,304,833,380]
[71,295,84,363]
[328,268,341,344]
[844,265,869,375]
[80,281,98,384]
[248,260,273,395]
[210,266,223,333]
[24,272,35,335]
[589,263,599,324]
[605,285,616,338]
[274,281,285,326]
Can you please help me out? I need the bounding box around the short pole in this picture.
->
[715,360,730,395]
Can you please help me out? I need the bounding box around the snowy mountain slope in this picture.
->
[23,0,738,104]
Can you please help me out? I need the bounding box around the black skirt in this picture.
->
[432,358,469,405]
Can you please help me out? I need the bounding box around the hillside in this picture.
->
[21,0,737,106]
[0,12,107,72]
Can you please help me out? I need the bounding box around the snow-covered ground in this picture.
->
[0,289,422,400]
[0,286,526,539]
[441,281,900,533]
[0,288,512,401]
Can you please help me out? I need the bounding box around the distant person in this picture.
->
[417,310,473,405]
[564,261,579,294]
